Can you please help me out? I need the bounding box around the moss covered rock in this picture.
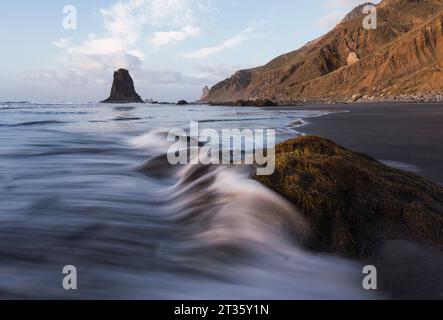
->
[255,135,443,258]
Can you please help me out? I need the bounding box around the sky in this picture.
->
[0,0,376,103]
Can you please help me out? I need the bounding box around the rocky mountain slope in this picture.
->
[202,0,443,103]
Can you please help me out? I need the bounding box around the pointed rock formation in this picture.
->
[200,86,210,100]
[102,69,144,103]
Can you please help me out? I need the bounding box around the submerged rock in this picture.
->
[255,135,443,258]
[102,69,144,104]
[176,100,189,105]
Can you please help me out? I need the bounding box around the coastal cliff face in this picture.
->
[255,136,443,258]
[200,86,210,100]
[102,69,144,103]
[203,0,443,103]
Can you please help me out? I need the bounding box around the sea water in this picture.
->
[0,102,374,299]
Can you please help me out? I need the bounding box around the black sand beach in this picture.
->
[291,103,443,186]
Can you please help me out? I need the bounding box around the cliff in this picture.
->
[203,0,443,103]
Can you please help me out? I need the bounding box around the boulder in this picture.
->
[347,52,360,65]
[176,100,189,105]
[255,135,443,258]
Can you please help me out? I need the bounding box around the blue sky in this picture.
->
[0,0,374,102]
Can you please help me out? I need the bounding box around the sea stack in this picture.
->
[102,69,144,103]
[200,86,210,100]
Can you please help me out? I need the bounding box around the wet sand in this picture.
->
[287,103,443,185]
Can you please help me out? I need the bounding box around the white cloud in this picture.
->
[45,0,212,89]
[65,0,207,58]
[134,69,183,85]
[65,52,143,72]
[149,25,200,48]
[67,35,128,56]
[185,26,256,59]
[27,69,95,87]
[52,38,74,49]
[99,0,202,42]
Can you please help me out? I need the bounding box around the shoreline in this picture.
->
[287,103,443,185]
[254,135,443,299]
[203,93,443,107]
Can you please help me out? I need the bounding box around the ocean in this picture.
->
[0,102,374,299]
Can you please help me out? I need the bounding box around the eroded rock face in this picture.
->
[203,0,443,103]
[340,2,374,23]
[255,135,443,258]
[102,69,144,103]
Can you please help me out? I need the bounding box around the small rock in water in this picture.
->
[177,100,189,105]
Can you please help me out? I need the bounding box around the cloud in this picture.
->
[149,25,200,48]
[27,69,95,87]
[134,69,209,87]
[185,26,257,59]
[64,52,144,72]
[67,35,128,56]
[44,0,212,89]
[99,0,202,42]
[193,64,247,80]
[52,38,74,49]
[27,67,203,90]
[63,0,207,58]
[134,69,183,85]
